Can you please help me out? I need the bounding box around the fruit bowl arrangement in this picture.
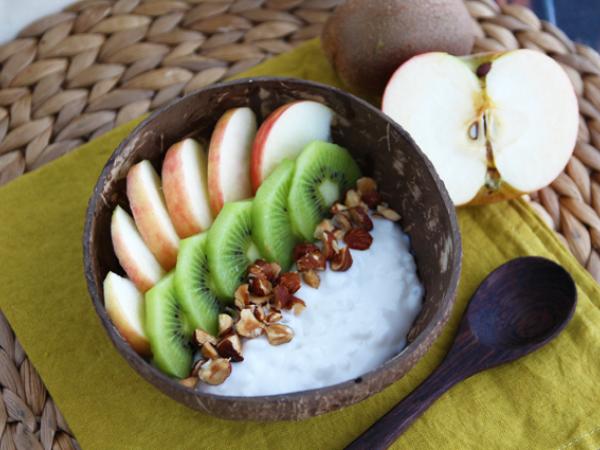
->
[83,78,461,421]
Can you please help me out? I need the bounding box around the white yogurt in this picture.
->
[199,217,423,396]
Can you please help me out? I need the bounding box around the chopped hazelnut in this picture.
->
[361,190,382,209]
[265,310,283,324]
[349,207,373,231]
[356,177,377,194]
[293,243,320,261]
[218,314,234,336]
[331,247,353,271]
[249,293,272,305]
[198,358,232,385]
[320,230,339,260]
[314,218,335,239]
[234,284,250,309]
[377,204,401,221]
[179,377,198,389]
[345,189,361,207]
[302,270,320,288]
[290,297,306,316]
[235,308,264,338]
[330,202,348,215]
[266,324,294,345]
[193,329,217,348]
[278,272,301,294]
[344,228,373,250]
[191,359,204,377]
[333,212,353,231]
[201,342,219,360]
[216,334,243,362]
[296,249,326,272]
[248,274,272,296]
[272,284,292,310]
[249,260,281,282]
[253,305,266,322]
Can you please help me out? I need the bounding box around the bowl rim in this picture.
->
[83,76,462,416]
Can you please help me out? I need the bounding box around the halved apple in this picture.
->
[104,271,151,356]
[127,160,179,270]
[111,206,164,293]
[250,101,334,192]
[207,107,257,215]
[162,138,213,238]
[382,50,579,206]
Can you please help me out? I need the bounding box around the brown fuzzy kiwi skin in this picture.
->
[322,0,475,95]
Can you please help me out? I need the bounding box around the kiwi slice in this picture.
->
[288,141,361,240]
[174,232,220,336]
[145,273,193,379]
[207,200,262,299]
[252,159,298,270]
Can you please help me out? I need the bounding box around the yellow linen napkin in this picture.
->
[0,39,599,450]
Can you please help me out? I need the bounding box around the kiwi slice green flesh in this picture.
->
[145,273,193,379]
[174,232,220,336]
[252,159,298,270]
[207,200,262,299]
[288,141,361,240]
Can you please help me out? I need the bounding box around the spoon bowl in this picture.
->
[348,257,577,450]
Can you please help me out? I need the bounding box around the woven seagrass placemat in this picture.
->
[0,0,599,448]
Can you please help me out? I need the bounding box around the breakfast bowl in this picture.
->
[83,77,461,421]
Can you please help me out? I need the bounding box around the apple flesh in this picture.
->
[127,160,180,270]
[382,50,579,206]
[250,101,334,192]
[207,107,257,215]
[104,271,151,356]
[111,206,165,293]
[162,138,213,238]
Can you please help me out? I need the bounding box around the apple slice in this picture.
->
[111,206,165,293]
[127,160,179,270]
[104,271,151,356]
[382,50,579,206]
[207,107,257,215]
[250,101,334,192]
[162,138,213,238]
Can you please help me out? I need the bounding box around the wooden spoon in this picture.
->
[346,257,577,450]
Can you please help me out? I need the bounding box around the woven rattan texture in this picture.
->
[0,0,599,447]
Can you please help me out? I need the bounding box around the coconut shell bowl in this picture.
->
[83,77,462,421]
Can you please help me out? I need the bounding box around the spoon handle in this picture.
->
[345,360,463,450]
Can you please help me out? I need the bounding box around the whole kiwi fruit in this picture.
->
[322,0,475,95]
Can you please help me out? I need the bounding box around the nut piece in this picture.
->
[333,229,346,241]
[320,230,339,260]
[253,305,266,322]
[345,189,361,207]
[296,248,326,272]
[249,293,271,305]
[302,269,320,288]
[266,324,294,345]
[377,204,401,221]
[361,190,382,209]
[349,207,373,231]
[179,377,198,389]
[314,218,335,239]
[265,310,283,324]
[193,329,217,348]
[331,247,353,271]
[290,297,306,315]
[356,177,377,194]
[278,272,301,294]
[330,202,348,214]
[201,342,219,360]
[272,284,292,310]
[235,308,264,338]
[191,359,204,377]
[344,228,373,250]
[293,243,320,261]
[198,358,232,385]
[248,274,272,296]
[249,260,281,282]
[216,334,244,362]
[218,314,234,336]
[333,212,353,231]
[234,283,250,309]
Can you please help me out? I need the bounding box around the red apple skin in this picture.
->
[162,140,211,238]
[208,108,235,215]
[127,161,179,270]
[250,103,295,193]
